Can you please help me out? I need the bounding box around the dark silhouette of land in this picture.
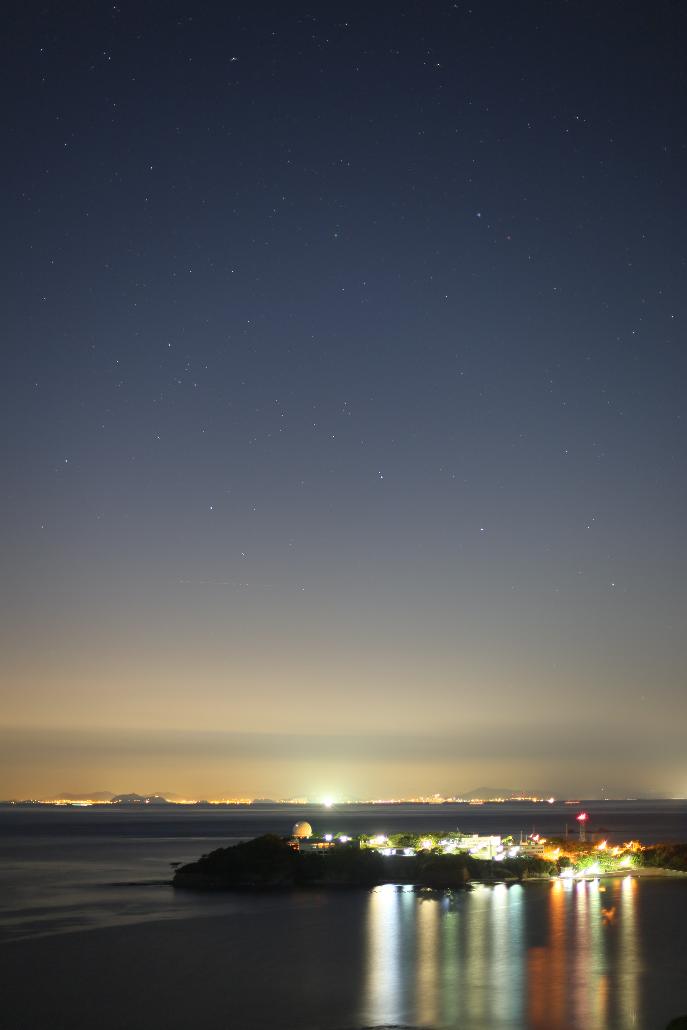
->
[173,834,554,889]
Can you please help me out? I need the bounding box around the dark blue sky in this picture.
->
[2,2,686,799]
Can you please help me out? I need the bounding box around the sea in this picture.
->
[1,801,687,1029]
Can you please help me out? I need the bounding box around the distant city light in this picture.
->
[322,797,334,808]
[576,812,588,822]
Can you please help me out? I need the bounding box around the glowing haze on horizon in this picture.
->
[2,4,686,800]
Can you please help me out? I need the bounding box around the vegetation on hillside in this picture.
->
[639,844,687,872]
[172,835,554,890]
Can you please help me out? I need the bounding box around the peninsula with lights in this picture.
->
[172,817,687,891]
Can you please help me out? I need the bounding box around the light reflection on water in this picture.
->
[619,875,639,1027]
[363,876,644,1030]
[416,890,439,1026]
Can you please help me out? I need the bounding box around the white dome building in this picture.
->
[291,821,313,839]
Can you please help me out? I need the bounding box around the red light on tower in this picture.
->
[576,812,588,822]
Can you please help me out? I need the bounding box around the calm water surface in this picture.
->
[2,804,687,1029]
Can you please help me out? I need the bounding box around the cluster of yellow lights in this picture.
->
[206,798,254,805]
[362,794,557,804]
[52,799,97,807]
[34,792,569,807]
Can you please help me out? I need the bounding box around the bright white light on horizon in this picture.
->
[322,797,334,808]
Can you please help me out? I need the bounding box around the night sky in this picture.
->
[2,2,686,800]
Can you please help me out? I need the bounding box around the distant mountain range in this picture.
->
[52,791,177,804]
[5,789,676,806]
[49,788,534,804]
[463,787,533,799]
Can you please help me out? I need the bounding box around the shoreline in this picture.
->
[571,866,687,879]
[6,869,687,947]
[173,866,687,892]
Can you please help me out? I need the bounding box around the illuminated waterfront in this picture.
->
[2,806,687,1028]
